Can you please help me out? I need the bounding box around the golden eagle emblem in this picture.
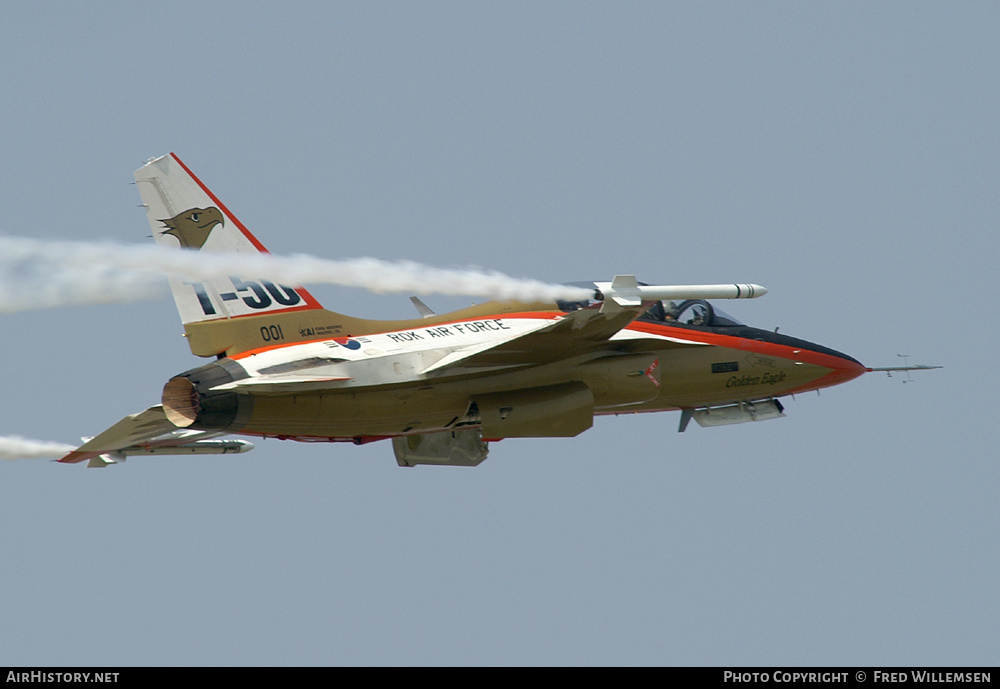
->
[159,207,224,249]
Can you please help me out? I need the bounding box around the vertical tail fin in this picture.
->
[133,153,323,326]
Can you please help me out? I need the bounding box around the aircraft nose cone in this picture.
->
[837,353,866,375]
[816,349,867,387]
[766,332,867,394]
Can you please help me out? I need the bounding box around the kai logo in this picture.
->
[160,207,224,249]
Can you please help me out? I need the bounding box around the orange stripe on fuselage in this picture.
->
[228,309,866,392]
[626,320,866,390]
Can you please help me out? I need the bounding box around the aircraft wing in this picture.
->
[421,275,761,375]
[422,301,698,375]
[58,405,253,468]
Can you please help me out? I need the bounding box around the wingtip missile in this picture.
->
[117,439,256,456]
[60,438,256,466]
[594,276,768,306]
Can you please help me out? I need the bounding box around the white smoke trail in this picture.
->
[0,236,593,313]
[0,435,75,460]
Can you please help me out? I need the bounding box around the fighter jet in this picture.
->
[58,154,931,468]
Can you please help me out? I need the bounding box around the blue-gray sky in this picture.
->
[1,2,995,665]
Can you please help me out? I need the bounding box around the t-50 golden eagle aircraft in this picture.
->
[59,154,934,468]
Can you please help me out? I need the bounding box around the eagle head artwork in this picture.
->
[159,207,224,249]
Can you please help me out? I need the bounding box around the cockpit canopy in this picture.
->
[640,297,744,327]
[557,281,745,328]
